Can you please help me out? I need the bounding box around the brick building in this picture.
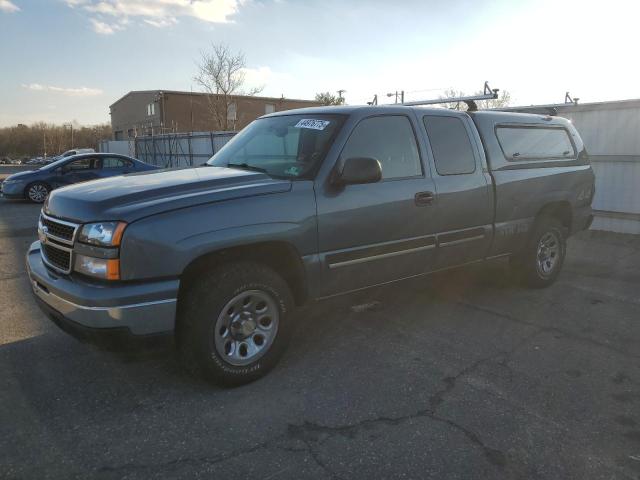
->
[109,90,321,140]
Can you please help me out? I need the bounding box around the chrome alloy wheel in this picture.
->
[28,184,48,203]
[213,289,280,366]
[536,231,561,277]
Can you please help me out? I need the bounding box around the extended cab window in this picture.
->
[496,126,575,160]
[423,115,476,175]
[341,116,421,179]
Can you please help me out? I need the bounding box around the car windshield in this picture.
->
[207,114,345,179]
[39,157,74,170]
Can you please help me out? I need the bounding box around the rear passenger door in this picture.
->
[422,113,493,269]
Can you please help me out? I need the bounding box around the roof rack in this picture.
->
[400,82,499,111]
[490,92,579,116]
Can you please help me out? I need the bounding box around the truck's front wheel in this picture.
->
[177,262,295,386]
[510,216,567,288]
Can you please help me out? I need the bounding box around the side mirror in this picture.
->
[334,157,382,186]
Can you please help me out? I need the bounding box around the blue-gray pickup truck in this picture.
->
[26,106,594,385]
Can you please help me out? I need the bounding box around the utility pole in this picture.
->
[337,89,346,104]
[63,123,73,149]
[386,90,405,104]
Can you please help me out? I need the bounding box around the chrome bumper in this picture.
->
[27,242,178,336]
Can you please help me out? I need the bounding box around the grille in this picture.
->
[41,216,75,242]
[42,243,71,272]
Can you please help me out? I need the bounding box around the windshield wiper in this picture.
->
[227,162,269,174]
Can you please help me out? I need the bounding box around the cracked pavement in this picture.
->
[1,197,640,479]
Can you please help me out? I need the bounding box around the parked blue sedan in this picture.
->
[0,153,158,203]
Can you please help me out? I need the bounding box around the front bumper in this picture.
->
[26,241,179,338]
[0,181,25,198]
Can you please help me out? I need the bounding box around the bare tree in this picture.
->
[474,89,511,110]
[194,43,264,131]
[315,92,345,106]
[438,88,467,110]
[438,88,511,111]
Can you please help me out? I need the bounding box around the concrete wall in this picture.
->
[98,139,135,157]
[555,100,640,234]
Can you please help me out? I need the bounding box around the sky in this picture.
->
[0,0,639,127]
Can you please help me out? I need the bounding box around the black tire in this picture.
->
[25,182,50,203]
[177,262,295,386]
[510,216,567,288]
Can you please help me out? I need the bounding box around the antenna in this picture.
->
[400,81,499,111]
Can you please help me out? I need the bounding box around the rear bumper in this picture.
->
[26,241,179,338]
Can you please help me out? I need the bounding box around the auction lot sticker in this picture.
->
[294,119,330,130]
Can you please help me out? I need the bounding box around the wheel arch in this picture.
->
[534,201,572,233]
[177,241,309,312]
[24,180,51,201]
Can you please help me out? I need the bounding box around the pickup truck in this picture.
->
[27,106,595,385]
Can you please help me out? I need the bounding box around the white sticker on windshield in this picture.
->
[294,119,330,130]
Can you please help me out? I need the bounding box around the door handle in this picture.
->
[415,191,435,206]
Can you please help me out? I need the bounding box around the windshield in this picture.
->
[39,157,69,170]
[207,114,345,179]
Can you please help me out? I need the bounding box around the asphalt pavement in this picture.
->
[1,196,639,479]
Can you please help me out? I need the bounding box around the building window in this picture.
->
[265,103,275,114]
[147,103,155,116]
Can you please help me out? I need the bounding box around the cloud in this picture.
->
[67,0,244,33]
[0,0,20,13]
[89,18,123,34]
[22,83,103,96]
[143,17,178,28]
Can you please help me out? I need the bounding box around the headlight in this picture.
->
[74,254,120,280]
[78,222,126,247]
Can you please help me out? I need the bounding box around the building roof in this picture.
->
[109,90,321,109]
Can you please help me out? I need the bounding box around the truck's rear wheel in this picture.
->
[177,262,295,386]
[510,216,567,288]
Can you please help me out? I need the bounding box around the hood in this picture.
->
[4,169,38,181]
[44,166,292,223]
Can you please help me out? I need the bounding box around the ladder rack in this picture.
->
[400,81,499,111]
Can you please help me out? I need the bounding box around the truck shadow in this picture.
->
[0,256,518,422]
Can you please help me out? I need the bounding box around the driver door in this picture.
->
[315,114,438,297]
[56,157,102,187]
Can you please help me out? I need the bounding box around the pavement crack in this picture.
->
[287,406,509,469]
[457,301,640,360]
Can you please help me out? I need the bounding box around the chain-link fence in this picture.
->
[99,131,236,168]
